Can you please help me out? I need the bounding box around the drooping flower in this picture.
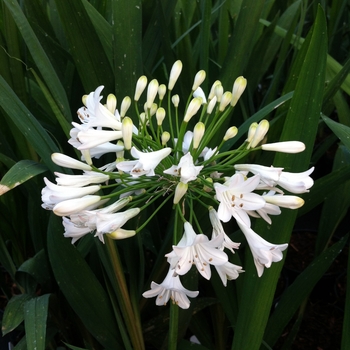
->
[214,173,265,226]
[277,167,314,194]
[54,171,109,187]
[142,267,199,309]
[166,222,228,280]
[215,262,244,286]
[237,220,288,277]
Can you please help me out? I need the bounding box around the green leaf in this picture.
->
[53,0,113,93]
[47,214,122,349]
[322,114,350,150]
[341,236,350,350]
[0,160,47,196]
[231,6,328,350]
[3,0,70,119]
[24,294,50,350]
[0,76,63,173]
[263,234,349,347]
[2,294,32,336]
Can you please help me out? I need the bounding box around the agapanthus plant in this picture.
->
[41,60,314,309]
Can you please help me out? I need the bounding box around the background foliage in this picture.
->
[0,0,350,349]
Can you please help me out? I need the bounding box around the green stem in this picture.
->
[105,238,145,350]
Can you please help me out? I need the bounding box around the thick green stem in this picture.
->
[105,238,145,350]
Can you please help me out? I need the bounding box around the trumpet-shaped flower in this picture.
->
[53,195,102,216]
[142,267,199,309]
[209,207,240,253]
[164,153,203,184]
[214,173,265,226]
[277,167,314,193]
[117,147,172,177]
[51,153,92,171]
[41,178,100,210]
[237,220,288,277]
[54,171,110,187]
[215,262,244,286]
[166,222,228,280]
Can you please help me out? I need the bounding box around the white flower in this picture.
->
[261,141,305,153]
[215,262,244,286]
[263,193,304,209]
[75,128,123,150]
[53,195,102,216]
[193,87,207,103]
[41,178,100,209]
[166,222,228,280]
[248,119,269,149]
[277,167,314,194]
[62,217,92,244]
[117,147,172,177]
[231,76,247,107]
[234,164,283,187]
[209,207,240,253]
[142,267,199,309]
[173,182,188,204]
[168,60,183,90]
[237,220,288,277]
[51,153,92,171]
[164,153,203,184]
[54,171,109,187]
[214,173,265,226]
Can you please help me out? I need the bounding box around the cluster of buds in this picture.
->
[41,61,314,308]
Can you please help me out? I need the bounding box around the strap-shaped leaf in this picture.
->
[231,7,328,350]
[0,160,47,196]
[24,294,50,350]
[263,234,348,346]
[47,214,122,349]
[322,114,350,150]
[2,294,32,336]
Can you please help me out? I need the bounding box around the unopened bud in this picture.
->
[161,131,171,145]
[231,76,247,107]
[246,122,258,143]
[122,117,133,150]
[207,96,217,114]
[184,97,202,123]
[106,94,117,113]
[172,95,180,107]
[156,107,166,126]
[134,75,148,101]
[107,228,136,240]
[249,119,269,148]
[82,94,88,106]
[193,122,205,149]
[192,70,206,91]
[116,140,124,161]
[224,126,238,141]
[208,80,221,100]
[158,84,166,101]
[51,153,92,171]
[173,182,188,204]
[146,79,159,109]
[215,84,224,102]
[203,177,213,192]
[219,92,232,111]
[261,141,306,153]
[168,60,183,90]
[120,96,131,117]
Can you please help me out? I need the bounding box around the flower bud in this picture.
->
[156,107,166,126]
[134,75,147,101]
[261,141,306,153]
[158,84,166,101]
[203,177,213,192]
[168,60,183,90]
[215,84,224,102]
[161,131,171,145]
[223,126,238,141]
[172,95,180,107]
[146,79,159,109]
[107,228,137,240]
[219,91,232,112]
[120,96,131,117]
[249,119,269,148]
[106,94,117,113]
[207,96,217,114]
[122,117,133,150]
[231,76,247,107]
[184,97,202,123]
[53,195,101,216]
[208,80,221,100]
[116,140,125,162]
[246,122,258,143]
[51,153,92,171]
[192,70,206,91]
[193,122,205,149]
[173,182,188,204]
[263,195,305,209]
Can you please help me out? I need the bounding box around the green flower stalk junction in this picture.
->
[41,60,314,309]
